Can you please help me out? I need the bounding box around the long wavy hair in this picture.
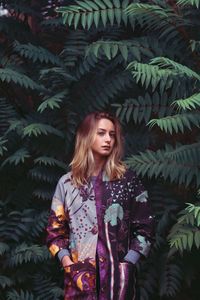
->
[70,112,126,187]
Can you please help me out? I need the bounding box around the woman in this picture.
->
[46,112,154,300]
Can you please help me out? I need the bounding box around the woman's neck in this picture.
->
[92,155,106,176]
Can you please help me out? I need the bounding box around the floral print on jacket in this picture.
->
[46,169,154,300]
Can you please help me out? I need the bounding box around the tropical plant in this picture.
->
[1,0,200,299]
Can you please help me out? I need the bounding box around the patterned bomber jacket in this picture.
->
[46,169,154,300]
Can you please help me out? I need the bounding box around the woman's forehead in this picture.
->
[96,118,115,130]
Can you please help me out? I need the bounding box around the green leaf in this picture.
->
[34,156,67,169]
[101,10,107,27]
[119,44,128,61]
[194,231,200,248]
[37,90,67,113]
[1,148,30,167]
[0,68,45,91]
[102,43,111,59]
[94,10,100,27]
[87,12,94,29]
[0,276,13,288]
[114,8,121,25]
[23,123,64,138]
[74,12,81,29]
[108,8,114,25]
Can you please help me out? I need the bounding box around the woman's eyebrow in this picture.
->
[97,128,115,132]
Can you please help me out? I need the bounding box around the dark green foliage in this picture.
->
[57,0,134,29]
[168,203,200,253]
[0,0,200,299]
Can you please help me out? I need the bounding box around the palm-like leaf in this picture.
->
[14,41,63,66]
[1,148,30,167]
[114,92,174,123]
[23,123,64,138]
[126,145,200,187]
[148,112,200,134]
[168,203,200,253]
[177,0,200,8]
[85,39,154,62]
[0,68,45,91]
[57,0,133,29]
[172,93,200,111]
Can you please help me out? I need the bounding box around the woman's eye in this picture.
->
[110,133,115,138]
[97,132,104,136]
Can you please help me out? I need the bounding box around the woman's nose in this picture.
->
[105,133,111,143]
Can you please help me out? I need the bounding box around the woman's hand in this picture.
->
[61,255,74,268]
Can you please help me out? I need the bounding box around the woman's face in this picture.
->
[91,118,116,158]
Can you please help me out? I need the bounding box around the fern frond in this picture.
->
[113,92,174,123]
[0,138,8,156]
[85,39,154,62]
[0,210,34,241]
[37,90,68,113]
[14,41,63,66]
[190,39,200,53]
[126,146,200,187]
[172,93,200,111]
[79,71,134,111]
[0,98,17,135]
[9,243,48,267]
[86,40,129,61]
[137,260,158,300]
[150,57,200,81]
[0,68,45,91]
[125,3,169,19]
[168,203,200,254]
[33,187,54,200]
[32,274,64,300]
[127,57,200,93]
[148,112,200,134]
[185,202,200,220]
[6,289,37,300]
[177,0,200,8]
[165,142,200,164]
[30,211,49,238]
[0,242,10,255]
[125,3,189,43]
[127,60,176,92]
[34,156,67,170]
[0,276,13,288]
[39,66,75,81]
[23,123,64,138]
[1,208,48,240]
[61,30,89,69]
[75,53,99,78]
[6,119,25,135]
[1,148,30,167]
[29,166,60,184]
[159,263,182,297]
[57,0,133,29]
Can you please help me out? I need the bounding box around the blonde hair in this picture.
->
[70,112,126,187]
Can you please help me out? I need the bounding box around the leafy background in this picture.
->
[0,0,200,299]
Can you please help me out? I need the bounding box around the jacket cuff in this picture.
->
[57,249,70,262]
[124,250,141,264]
[130,235,151,257]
